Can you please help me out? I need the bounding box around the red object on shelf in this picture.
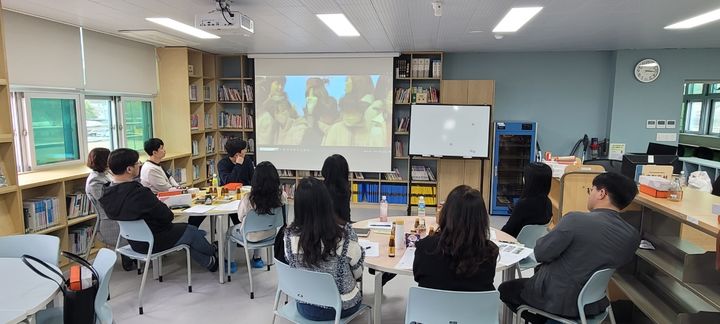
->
[639,184,669,198]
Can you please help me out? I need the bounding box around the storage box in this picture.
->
[639,184,669,198]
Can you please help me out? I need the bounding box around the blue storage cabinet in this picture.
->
[490,121,537,216]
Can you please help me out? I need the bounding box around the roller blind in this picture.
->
[3,10,83,89]
[83,30,157,95]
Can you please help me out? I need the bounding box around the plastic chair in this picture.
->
[35,248,117,324]
[226,206,285,299]
[115,220,192,315]
[272,260,372,324]
[405,286,500,324]
[515,269,617,324]
[83,196,103,259]
[0,234,60,265]
[515,224,549,278]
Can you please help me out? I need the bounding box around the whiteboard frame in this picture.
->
[408,104,492,159]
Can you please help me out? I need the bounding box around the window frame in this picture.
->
[84,95,119,151]
[118,96,155,150]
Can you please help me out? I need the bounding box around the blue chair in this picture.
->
[35,248,118,324]
[0,234,60,265]
[115,220,192,315]
[515,224,549,278]
[405,287,500,324]
[515,269,617,324]
[226,206,285,299]
[272,259,372,324]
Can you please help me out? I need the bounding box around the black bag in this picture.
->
[22,251,100,324]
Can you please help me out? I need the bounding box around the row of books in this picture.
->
[278,170,294,177]
[384,168,403,181]
[396,117,410,132]
[395,58,442,79]
[173,168,188,185]
[193,163,201,181]
[351,172,365,179]
[69,226,93,255]
[206,135,216,154]
[191,114,200,129]
[394,88,412,104]
[394,87,440,104]
[207,159,216,179]
[189,85,199,101]
[297,170,322,178]
[411,165,436,181]
[351,183,407,204]
[23,197,60,233]
[218,112,254,129]
[205,113,214,129]
[394,140,405,157]
[191,139,200,156]
[218,85,254,102]
[380,184,409,204]
[66,193,95,219]
[410,185,437,205]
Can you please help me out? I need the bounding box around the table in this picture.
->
[0,258,62,324]
[175,205,234,284]
[353,216,519,324]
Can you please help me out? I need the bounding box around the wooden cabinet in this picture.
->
[441,80,495,106]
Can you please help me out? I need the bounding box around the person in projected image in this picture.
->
[257,77,293,145]
[322,96,375,147]
[344,76,376,104]
[295,78,339,146]
[364,75,393,147]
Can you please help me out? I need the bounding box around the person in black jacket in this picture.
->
[189,138,254,228]
[413,185,499,291]
[501,163,553,238]
[321,154,351,223]
[99,148,218,272]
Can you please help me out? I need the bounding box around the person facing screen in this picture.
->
[501,162,553,238]
[321,154,351,223]
[413,185,499,291]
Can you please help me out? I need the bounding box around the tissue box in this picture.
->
[639,175,672,191]
[639,184,669,198]
[405,233,421,247]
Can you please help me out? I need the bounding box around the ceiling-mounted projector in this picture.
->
[196,0,254,34]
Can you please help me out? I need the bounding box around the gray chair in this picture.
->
[515,224,549,278]
[515,269,617,324]
[0,234,60,265]
[406,287,500,324]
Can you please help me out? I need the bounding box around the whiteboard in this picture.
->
[409,104,491,158]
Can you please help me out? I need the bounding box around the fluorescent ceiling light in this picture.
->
[665,8,720,29]
[146,17,220,39]
[316,14,360,37]
[492,7,543,33]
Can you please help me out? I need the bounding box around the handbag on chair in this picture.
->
[22,251,100,324]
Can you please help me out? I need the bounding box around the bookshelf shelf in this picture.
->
[191,129,203,134]
[393,156,409,160]
[33,224,66,235]
[68,214,97,226]
[192,155,204,160]
[412,180,438,185]
[412,156,439,161]
[0,78,7,85]
[0,185,17,195]
[0,133,11,143]
[394,132,409,135]
[189,74,202,79]
[380,180,408,184]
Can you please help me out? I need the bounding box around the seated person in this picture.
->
[284,177,364,321]
[501,163,553,237]
[499,172,640,323]
[321,154,352,223]
[100,148,218,272]
[414,185,499,291]
[85,147,136,271]
[229,161,288,269]
[189,138,254,228]
[140,138,181,194]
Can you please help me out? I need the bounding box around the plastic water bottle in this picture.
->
[679,171,687,187]
[379,195,388,222]
[418,196,426,217]
[211,173,219,188]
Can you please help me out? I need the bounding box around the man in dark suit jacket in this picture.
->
[499,172,640,323]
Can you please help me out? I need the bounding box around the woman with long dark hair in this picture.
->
[284,177,364,321]
[230,161,287,269]
[501,163,553,237]
[413,185,499,291]
[321,154,352,223]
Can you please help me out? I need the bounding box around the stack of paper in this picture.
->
[395,247,416,270]
[497,243,534,267]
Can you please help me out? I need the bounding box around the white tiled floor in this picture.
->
[108,207,512,324]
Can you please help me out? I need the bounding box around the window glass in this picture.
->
[711,101,720,134]
[30,98,80,165]
[123,99,153,151]
[685,101,703,132]
[85,98,115,151]
[685,83,704,95]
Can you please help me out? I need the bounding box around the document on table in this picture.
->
[368,222,393,234]
[182,205,216,214]
[358,240,379,257]
[213,200,241,212]
[395,247,416,270]
[490,229,497,240]
[497,243,534,267]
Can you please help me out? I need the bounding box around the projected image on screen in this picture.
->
[255,74,393,171]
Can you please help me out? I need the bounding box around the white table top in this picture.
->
[0,309,27,324]
[0,258,61,320]
[353,216,518,276]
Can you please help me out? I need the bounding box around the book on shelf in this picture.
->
[206,159,216,178]
[409,58,441,78]
[190,114,199,130]
[189,85,198,101]
[218,111,243,128]
[23,197,60,233]
[410,185,437,205]
[352,172,364,180]
[193,164,201,180]
[206,135,215,154]
[69,226,94,255]
[205,113,213,129]
[173,168,188,184]
[396,117,410,132]
[247,138,255,153]
[218,85,242,101]
[191,139,199,156]
[394,140,405,157]
[384,168,403,181]
[411,165,432,181]
[242,84,254,102]
[278,169,295,177]
[426,167,436,181]
[66,193,95,219]
[244,113,254,129]
[296,170,322,178]
[203,85,211,101]
[394,88,411,104]
[410,86,439,103]
[396,58,411,78]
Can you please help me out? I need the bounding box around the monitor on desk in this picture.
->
[621,154,681,181]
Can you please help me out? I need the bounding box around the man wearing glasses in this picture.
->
[499,172,640,323]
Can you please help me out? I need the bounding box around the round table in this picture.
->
[353,216,519,324]
[0,258,62,324]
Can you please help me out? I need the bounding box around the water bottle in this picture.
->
[679,171,687,187]
[418,196,426,217]
[379,195,388,222]
[212,173,219,188]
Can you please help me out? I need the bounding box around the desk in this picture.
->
[353,216,519,324]
[0,258,61,323]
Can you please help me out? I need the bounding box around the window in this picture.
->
[680,81,720,135]
[84,96,154,152]
[711,101,720,134]
[85,97,116,151]
[122,98,153,151]
[23,93,82,168]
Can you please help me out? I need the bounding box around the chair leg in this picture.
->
[226,237,232,282]
[244,246,254,299]
[186,247,192,293]
[138,258,151,315]
[608,305,617,324]
[515,308,524,324]
[271,289,281,324]
[158,256,163,282]
[516,265,523,279]
[266,246,272,271]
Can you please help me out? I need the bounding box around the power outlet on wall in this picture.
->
[646,120,656,129]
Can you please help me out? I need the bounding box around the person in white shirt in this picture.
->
[140,138,181,194]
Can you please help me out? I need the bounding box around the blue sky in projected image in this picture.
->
[284,75,380,115]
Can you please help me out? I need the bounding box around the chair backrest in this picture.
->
[577,269,615,319]
[242,207,285,238]
[275,259,342,318]
[93,248,116,324]
[516,224,549,249]
[0,234,60,265]
[405,287,500,324]
[116,220,154,250]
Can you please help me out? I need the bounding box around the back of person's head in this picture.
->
[591,172,638,209]
[321,154,350,194]
[87,147,110,173]
[143,138,164,156]
[290,177,342,267]
[437,185,497,277]
[225,138,247,157]
[249,161,282,214]
[521,163,552,198]
[108,148,140,175]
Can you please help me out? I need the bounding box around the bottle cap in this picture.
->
[382,195,387,200]
[396,220,404,225]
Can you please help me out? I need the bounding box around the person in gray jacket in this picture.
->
[499,172,640,323]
